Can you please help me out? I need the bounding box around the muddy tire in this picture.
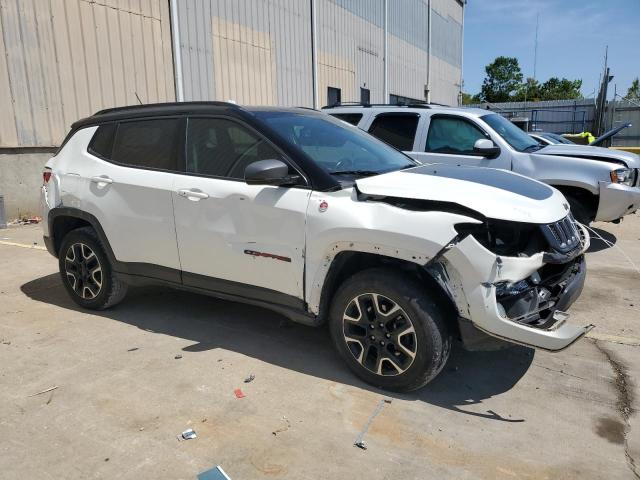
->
[329,268,452,392]
[58,227,128,310]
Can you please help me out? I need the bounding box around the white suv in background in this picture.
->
[42,102,590,391]
[324,104,640,224]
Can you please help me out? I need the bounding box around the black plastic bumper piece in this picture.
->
[43,235,57,257]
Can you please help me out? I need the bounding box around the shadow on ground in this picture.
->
[587,227,617,253]
[22,273,533,422]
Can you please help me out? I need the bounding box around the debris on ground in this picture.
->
[174,354,182,359]
[234,388,246,399]
[127,347,139,352]
[9,216,41,225]
[197,465,232,480]
[353,398,392,451]
[272,416,291,436]
[28,386,58,397]
[244,374,255,383]
[178,428,197,441]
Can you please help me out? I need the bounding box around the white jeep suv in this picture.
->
[41,102,591,391]
[324,104,640,225]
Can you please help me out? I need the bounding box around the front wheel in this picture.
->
[58,227,128,310]
[329,268,452,392]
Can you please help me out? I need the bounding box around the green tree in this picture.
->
[627,78,640,99]
[513,77,542,102]
[538,77,582,100]
[461,92,481,105]
[479,56,523,103]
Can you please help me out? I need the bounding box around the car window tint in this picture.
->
[88,123,117,158]
[368,114,418,151]
[111,119,180,170]
[425,117,487,155]
[330,113,363,126]
[187,118,285,179]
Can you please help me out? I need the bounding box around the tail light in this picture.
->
[43,168,52,185]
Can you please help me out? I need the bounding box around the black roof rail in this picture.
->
[321,102,450,109]
[93,101,240,116]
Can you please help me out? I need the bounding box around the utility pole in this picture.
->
[533,13,539,80]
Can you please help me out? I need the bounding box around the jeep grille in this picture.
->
[541,214,581,253]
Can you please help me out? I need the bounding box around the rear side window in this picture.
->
[186,117,286,179]
[368,114,418,151]
[426,116,488,155]
[111,119,181,170]
[330,113,363,126]
[88,124,116,158]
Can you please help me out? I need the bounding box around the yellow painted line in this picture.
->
[0,240,47,251]
[587,331,640,347]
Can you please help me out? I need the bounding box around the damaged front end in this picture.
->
[427,213,593,351]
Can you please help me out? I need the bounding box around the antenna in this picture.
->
[533,13,539,80]
[135,92,143,105]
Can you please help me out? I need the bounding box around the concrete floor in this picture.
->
[0,216,639,479]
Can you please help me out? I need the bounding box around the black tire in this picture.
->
[58,226,128,310]
[565,194,591,225]
[329,268,452,392]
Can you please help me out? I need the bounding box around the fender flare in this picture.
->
[47,207,118,263]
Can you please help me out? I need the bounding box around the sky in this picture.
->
[463,0,640,99]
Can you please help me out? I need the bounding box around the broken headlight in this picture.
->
[454,220,546,257]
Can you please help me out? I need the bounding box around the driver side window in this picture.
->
[186,117,285,179]
[425,116,488,155]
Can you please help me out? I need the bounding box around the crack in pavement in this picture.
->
[593,339,639,479]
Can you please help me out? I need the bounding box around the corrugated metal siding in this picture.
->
[0,0,175,148]
[178,0,462,108]
[177,0,313,106]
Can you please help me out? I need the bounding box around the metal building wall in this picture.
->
[177,0,463,108]
[177,0,313,107]
[0,0,175,148]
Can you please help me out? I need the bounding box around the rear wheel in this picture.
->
[329,268,452,391]
[58,227,127,310]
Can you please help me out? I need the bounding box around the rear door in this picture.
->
[412,114,511,169]
[366,113,420,152]
[172,116,310,302]
[77,118,183,280]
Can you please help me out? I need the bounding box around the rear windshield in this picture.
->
[252,111,416,175]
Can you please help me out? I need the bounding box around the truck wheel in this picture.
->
[58,227,128,310]
[329,268,452,392]
[565,194,591,225]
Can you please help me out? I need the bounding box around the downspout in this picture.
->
[426,0,431,103]
[310,0,318,109]
[169,0,184,102]
[459,0,465,106]
[383,0,388,103]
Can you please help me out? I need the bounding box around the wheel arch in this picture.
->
[550,185,599,222]
[316,251,460,337]
[48,207,116,262]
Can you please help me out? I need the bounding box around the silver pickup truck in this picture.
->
[324,104,640,224]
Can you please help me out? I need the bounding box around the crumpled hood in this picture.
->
[356,164,570,224]
[538,144,640,169]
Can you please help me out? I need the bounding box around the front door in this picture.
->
[172,116,310,303]
[412,114,511,170]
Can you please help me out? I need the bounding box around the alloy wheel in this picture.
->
[342,293,418,376]
[64,243,103,299]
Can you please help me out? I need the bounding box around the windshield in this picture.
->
[481,114,540,152]
[251,110,416,175]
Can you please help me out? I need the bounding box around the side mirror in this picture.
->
[244,159,301,186]
[473,139,501,159]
